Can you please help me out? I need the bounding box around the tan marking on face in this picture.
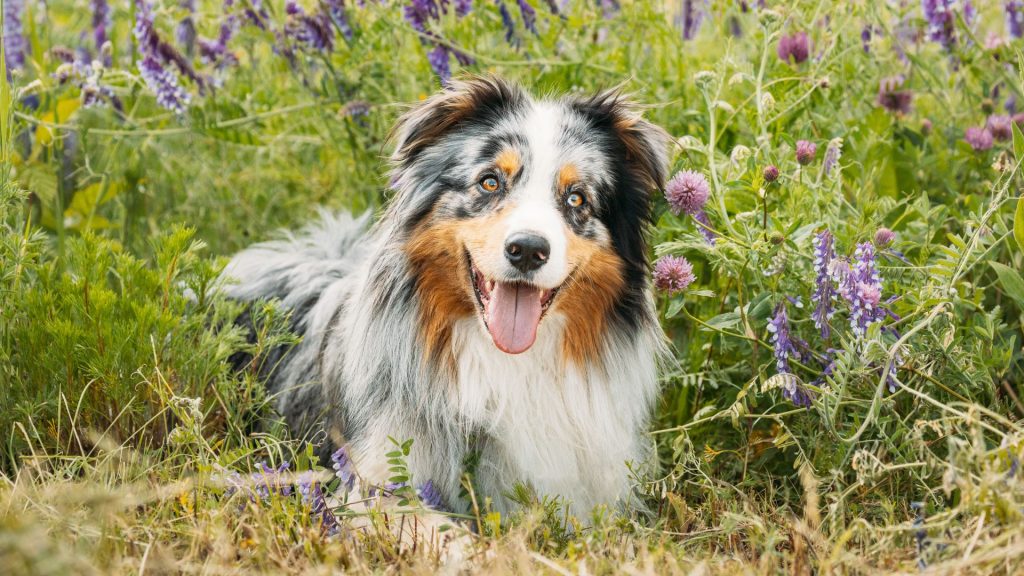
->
[405,206,515,366]
[557,231,625,364]
[557,164,579,191]
[495,148,521,177]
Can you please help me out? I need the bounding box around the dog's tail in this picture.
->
[220,210,370,438]
[220,209,370,308]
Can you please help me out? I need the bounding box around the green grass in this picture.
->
[2,0,1024,573]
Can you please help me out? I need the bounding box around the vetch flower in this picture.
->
[811,230,837,339]
[416,480,446,510]
[665,170,710,216]
[295,472,341,535]
[987,114,1013,141]
[795,140,817,165]
[427,45,451,84]
[1008,0,1024,38]
[134,0,203,112]
[877,75,913,115]
[138,56,192,114]
[653,255,695,294]
[176,0,198,56]
[286,0,335,52]
[922,0,959,49]
[964,126,994,151]
[861,24,873,53]
[823,138,842,177]
[692,209,717,244]
[91,0,111,60]
[331,446,357,491]
[517,0,537,35]
[767,303,812,407]
[835,242,886,337]
[777,31,809,64]
[3,0,27,71]
[675,0,707,41]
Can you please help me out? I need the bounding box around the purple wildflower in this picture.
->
[795,140,817,165]
[763,165,780,183]
[675,0,707,41]
[455,0,473,16]
[253,461,293,500]
[987,114,1013,141]
[242,0,270,29]
[665,170,710,216]
[1008,1,1024,38]
[811,230,836,339]
[964,126,994,151]
[861,24,872,53]
[777,31,810,64]
[286,0,335,52]
[653,255,695,294]
[427,45,451,84]
[877,75,913,115]
[331,446,357,491]
[873,227,896,248]
[416,480,446,510]
[91,0,110,59]
[834,242,885,337]
[767,303,812,407]
[692,209,717,245]
[823,139,842,177]
[517,0,537,35]
[498,1,517,45]
[324,0,354,41]
[3,0,27,71]
[295,471,340,535]
[199,19,238,68]
[922,0,974,50]
[176,0,198,56]
[138,56,192,114]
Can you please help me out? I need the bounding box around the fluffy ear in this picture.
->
[569,89,671,193]
[389,75,527,168]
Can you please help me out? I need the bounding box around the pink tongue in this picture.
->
[486,282,543,354]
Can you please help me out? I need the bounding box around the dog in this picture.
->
[222,76,670,521]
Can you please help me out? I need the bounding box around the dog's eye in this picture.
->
[479,176,500,193]
[566,191,586,208]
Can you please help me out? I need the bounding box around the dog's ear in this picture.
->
[569,88,671,193]
[390,76,526,168]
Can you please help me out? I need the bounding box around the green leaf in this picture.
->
[1014,195,1024,253]
[990,262,1024,306]
[1014,118,1024,162]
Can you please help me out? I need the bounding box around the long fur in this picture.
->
[222,77,670,518]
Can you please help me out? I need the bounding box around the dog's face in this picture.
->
[390,78,668,362]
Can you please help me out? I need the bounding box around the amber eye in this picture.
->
[566,191,586,208]
[480,175,500,193]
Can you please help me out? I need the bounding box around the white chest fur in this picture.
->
[448,314,657,515]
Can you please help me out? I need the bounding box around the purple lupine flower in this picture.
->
[517,0,537,35]
[877,75,913,115]
[665,170,710,216]
[675,0,706,41]
[416,480,446,510]
[795,140,817,165]
[763,165,780,183]
[331,446,357,491]
[777,31,810,64]
[822,139,842,177]
[986,114,1013,141]
[1008,1,1024,38]
[873,227,896,248]
[811,230,836,339]
[964,126,994,151]
[91,0,111,59]
[138,56,192,114]
[653,255,695,294]
[767,303,812,407]
[3,0,27,71]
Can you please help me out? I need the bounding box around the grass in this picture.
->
[2,0,1024,573]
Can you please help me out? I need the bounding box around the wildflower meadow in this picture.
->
[2,0,1024,573]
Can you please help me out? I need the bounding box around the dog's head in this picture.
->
[388,77,669,362]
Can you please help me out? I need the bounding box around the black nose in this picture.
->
[505,233,550,273]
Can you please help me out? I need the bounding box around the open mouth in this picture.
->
[468,253,558,354]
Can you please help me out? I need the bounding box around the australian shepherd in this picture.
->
[223,76,670,520]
